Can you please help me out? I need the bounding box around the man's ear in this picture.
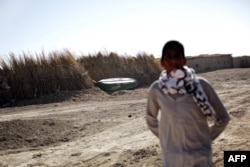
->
[184,57,187,64]
[160,59,164,66]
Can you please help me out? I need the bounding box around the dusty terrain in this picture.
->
[0,68,249,167]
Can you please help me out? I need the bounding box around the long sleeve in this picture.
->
[199,78,231,141]
[146,85,160,138]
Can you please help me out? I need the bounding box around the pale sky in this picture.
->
[0,0,250,59]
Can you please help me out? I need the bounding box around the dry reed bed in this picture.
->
[79,52,161,85]
[0,51,93,100]
[0,51,161,102]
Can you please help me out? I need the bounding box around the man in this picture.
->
[146,40,230,167]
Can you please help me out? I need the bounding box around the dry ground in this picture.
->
[0,68,249,167]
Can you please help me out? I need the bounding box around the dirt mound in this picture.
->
[0,119,76,151]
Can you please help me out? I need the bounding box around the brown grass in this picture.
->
[0,50,93,100]
[78,52,161,85]
[0,51,161,102]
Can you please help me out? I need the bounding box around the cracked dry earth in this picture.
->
[0,68,249,167]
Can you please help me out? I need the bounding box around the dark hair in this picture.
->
[161,40,185,60]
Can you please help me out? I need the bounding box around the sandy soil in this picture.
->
[0,68,249,167]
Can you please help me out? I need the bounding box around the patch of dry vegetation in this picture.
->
[0,51,161,105]
[78,52,161,85]
[0,51,93,101]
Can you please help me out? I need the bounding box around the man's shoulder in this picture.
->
[197,76,211,85]
[149,80,160,89]
[196,76,214,93]
[147,80,161,94]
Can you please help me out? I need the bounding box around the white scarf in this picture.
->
[159,66,216,120]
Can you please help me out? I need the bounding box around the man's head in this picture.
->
[161,40,187,73]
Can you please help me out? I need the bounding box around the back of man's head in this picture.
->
[162,40,185,59]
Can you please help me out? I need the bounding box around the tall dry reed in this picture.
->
[1,50,162,102]
[78,52,162,85]
[0,51,93,100]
